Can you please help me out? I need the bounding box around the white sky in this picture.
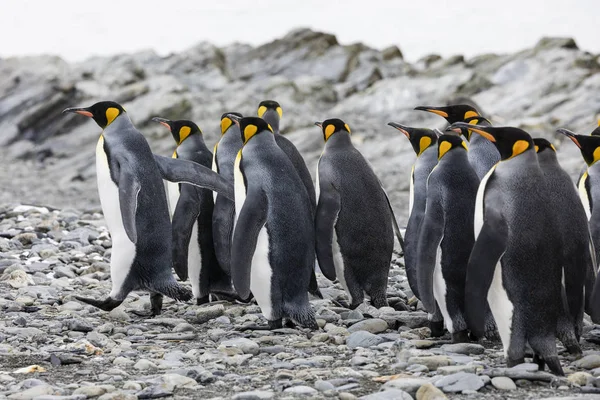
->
[1,0,597,62]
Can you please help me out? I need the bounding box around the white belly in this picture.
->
[315,157,321,200]
[487,261,513,356]
[408,166,415,218]
[475,165,496,239]
[212,144,219,203]
[578,172,591,220]
[96,136,136,298]
[432,241,453,332]
[166,181,180,219]
[250,226,273,319]
[233,150,246,231]
[188,220,203,298]
[332,229,352,303]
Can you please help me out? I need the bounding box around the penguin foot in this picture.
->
[533,354,545,372]
[235,319,283,332]
[74,296,123,312]
[196,296,210,306]
[451,330,470,343]
[150,293,163,316]
[429,320,446,338]
[542,355,564,376]
[331,298,350,309]
[506,357,525,368]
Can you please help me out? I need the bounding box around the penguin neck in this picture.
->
[439,149,468,165]
[103,113,132,137]
[221,127,244,148]
[501,149,538,167]
[262,112,280,134]
[325,132,353,149]
[417,146,438,167]
[178,134,207,152]
[536,150,558,167]
[244,131,277,149]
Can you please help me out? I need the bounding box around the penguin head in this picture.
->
[449,123,533,161]
[532,138,557,154]
[227,115,273,144]
[257,100,282,132]
[220,112,243,135]
[557,128,600,166]
[437,134,468,160]
[62,101,125,129]
[387,122,437,156]
[414,104,481,124]
[152,117,201,145]
[446,115,492,141]
[315,119,351,142]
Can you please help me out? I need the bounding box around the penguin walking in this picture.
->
[62,101,233,315]
[211,113,244,277]
[415,105,499,179]
[533,138,594,352]
[556,128,600,324]
[415,134,479,343]
[228,115,317,329]
[451,122,564,375]
[153,117,235,305]
[314,119,393,309]
[258,100,323,298]
[387,123,438,300]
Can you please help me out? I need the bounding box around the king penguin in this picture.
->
[386,123,438,300]
[314,119,394,309]
[415,104,499,179]
[211,113,244,277]
[556,128,600,324]
[258,100,323,298]
[533,138,595,352]
[415,134,479,343]
[153,117,236,305]
[62,101,234,315]
[451,122,564,375]
[228,115,317,329]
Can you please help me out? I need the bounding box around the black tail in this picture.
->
[74,296,123,311]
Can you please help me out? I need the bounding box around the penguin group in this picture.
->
[62,99,600,376]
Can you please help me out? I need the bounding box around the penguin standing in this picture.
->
[533,138,594,352]
[386,123,438,299]
[415,105,499,179]
[228,115,317,329]
[211,113,244,277]
[314,119,393,309]
[153,117,235,304]
[258,100,322,298]
[415,134,479,343]
[556,129,600,324]
[62,102,234,315]
[451,122,564,375]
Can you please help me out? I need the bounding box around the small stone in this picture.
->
[347,331,385,349]
[311,333,330,342]
[491,376,517,391]
[134,359,157,371]
[61,301,84,311]
[65,318,94,332]
[362,389,413,400]
[218,338,259,355]
[283,385,318,395]
[172,323,194,332]
[347,319,388,334]
[574,354,600,370]
[440,343,485,355]
[434,372,484,393]
[122,382,142,391]
[232,390,275,399]
[161,373,197,388]
[407,356,452,371]
[382,378,429,396]
[411,340,436,349]
[113,357,135,366]
[314,380,335,392]
[567,371,593,386]
[416,383,448,400]
[510,363,539,372]
[135,385,173,399]
[7,385,60,400]
[54,266,76,279]
[73,386,112,397]
[193,304,224,323]
[338,393,357,400]
[437,365,481,375]
[34,395,87,400]
[98,392,137,400]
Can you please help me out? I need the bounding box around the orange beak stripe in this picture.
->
[75,110,93,117]
[470,127,496,142]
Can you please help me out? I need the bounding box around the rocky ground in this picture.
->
[2,206,600,400]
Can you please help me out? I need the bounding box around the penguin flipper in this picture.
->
[231,188,268,300]
[379,180,405,255]
[415,185,444,314]
[154,154,234,200]
[465,209,508,337]
[585,230,598,314]
[315,182,341,281]
[171,187,201,281]
[117,169,141,244]
[589,273,600,324]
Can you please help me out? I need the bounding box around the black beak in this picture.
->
[152,117,171,129]
[314,122,323,128]
[387,122,409,130]
[62,107,93,117]
[227,113,242,125]
[556,128,576,138]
